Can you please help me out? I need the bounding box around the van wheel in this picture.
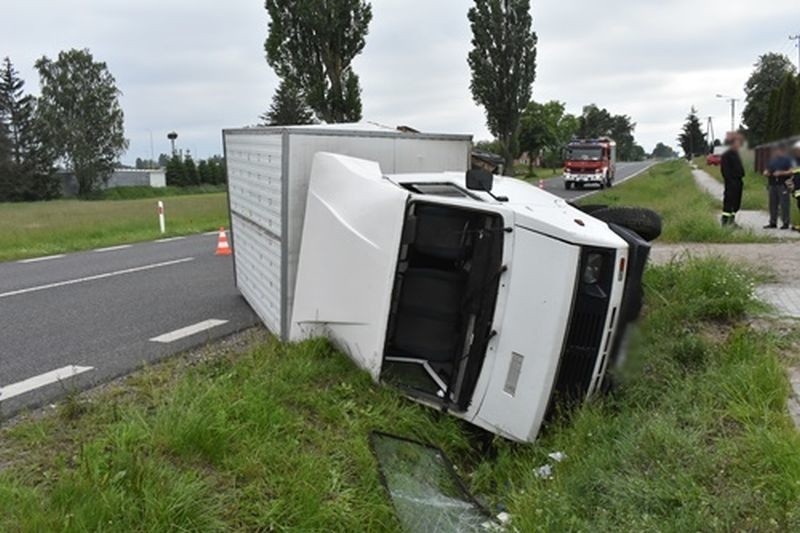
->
[565,182,571,190]
[576,204,608,215]
[591,206,663,241]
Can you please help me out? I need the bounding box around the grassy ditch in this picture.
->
[0,193,229,262]
[1,257,798,531]
[585,160,770,243]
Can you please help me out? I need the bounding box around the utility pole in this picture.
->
[791,34,800,71]
[716,94,739,133]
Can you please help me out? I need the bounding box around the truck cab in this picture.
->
[290,152,651,442]
[564,138,617,190]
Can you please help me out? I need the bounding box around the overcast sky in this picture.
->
[3,0,799,163]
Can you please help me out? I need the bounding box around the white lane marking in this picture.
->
[203,230,219,236]
[0,365,94,402]
[155,236,186,243]
[18,254,66,264]
[93,244,133,253]
[0,257,195,300]
[572,162,657,202]
[149,319,229,343]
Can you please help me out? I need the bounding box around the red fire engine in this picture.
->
[563,138,617,190]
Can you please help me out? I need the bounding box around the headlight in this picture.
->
[582,253,604,284]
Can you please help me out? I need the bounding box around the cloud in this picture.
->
[2,0,798,161]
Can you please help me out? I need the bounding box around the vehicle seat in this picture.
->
[391,268,465,362]
[411,205,471,261]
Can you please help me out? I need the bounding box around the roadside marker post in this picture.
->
[539,179,544,189]
[157,201,166,234]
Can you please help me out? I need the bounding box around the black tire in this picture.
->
[591,206,663,242]
[565,182,571,190]
[576,204,609,215]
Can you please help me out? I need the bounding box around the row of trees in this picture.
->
[165,154,226,187]
[0,50,127,201]
[743,53,797,146]
[259,0,645,173]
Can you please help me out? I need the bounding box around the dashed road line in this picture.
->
[0,365,94,402]
[149,319,229,343]
[93,244,133,253]
[18,254,66,264]
[0,257,195,299]
[572,162,657,201]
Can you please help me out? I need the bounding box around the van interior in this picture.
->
[381,200,505,412]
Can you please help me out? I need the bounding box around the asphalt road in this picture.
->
[0,233,258,418]
[540,160,656,202]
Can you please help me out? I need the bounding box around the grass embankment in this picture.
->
[0,193,229,262]
[585,160,769,243]
[1,258,798,530]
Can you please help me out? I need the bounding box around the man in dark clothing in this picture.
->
[762,144,793,229]
[719,133,745,227]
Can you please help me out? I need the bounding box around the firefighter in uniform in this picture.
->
[792,140,800,231]
[720,133,745,227]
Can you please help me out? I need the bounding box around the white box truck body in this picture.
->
[223,124,472,339]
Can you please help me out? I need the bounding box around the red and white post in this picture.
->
[157,201,165,234]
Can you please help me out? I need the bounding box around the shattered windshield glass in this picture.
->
[370,432,496,532]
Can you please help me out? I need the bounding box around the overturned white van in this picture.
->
[224,125,657,442]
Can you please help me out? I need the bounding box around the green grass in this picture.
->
[584,160,770,243]
[0,193,229,262]
[1,257,799,531]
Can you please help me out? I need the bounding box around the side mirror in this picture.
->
[466,169,494,192]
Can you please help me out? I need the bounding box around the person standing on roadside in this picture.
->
[720,133,746,227]
[791,140,800,231]
[762,144,793,230]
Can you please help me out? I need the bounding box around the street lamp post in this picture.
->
[715,94,739,134]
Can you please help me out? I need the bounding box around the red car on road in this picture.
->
[706,153,721,166]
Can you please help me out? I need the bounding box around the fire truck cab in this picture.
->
[564,138,617,190]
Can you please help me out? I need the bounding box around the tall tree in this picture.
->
[265,0,372,123]
[183,154,199,186]
[518,100,576,170]
[165,155,186,187]
[468,0,537,175]
[0,120,11,199]
[577,104,640,160]
[0,57,57,201]
[742,53,796,146]
[651,142,675,159]
[678,107,706,159]
[260,79,315,126]
[35,49,128,196]
[765,74,799,141]
[577,104,614,138]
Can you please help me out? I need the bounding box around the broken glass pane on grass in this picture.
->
[370,432,498,532]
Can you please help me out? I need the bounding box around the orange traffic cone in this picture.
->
[538,179,544,189]
[215,227,232,256]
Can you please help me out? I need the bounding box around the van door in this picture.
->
[289,153,410,380]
